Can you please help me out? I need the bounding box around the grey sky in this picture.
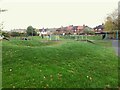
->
[1,0,119,31]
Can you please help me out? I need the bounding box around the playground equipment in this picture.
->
[100,30,119,40]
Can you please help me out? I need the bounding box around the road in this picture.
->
[112,40,120,56]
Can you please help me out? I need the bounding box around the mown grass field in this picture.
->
[2,36,118,88]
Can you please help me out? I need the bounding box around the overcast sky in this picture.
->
[0,0,119,31]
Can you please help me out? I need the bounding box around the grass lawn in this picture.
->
[2,36,118,88]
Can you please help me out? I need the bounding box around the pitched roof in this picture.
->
[67,25,73,30]
[77,26,84,30]
[94,24,104,30]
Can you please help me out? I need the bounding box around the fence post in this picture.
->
[82,35,83,40]
[105,32,107,39]
[116,30,118,40]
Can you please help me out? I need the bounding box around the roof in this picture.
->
[94,24,104,30]
[77,26,84,30]
[67,26,73,30]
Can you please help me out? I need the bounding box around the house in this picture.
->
[37,25,92,35]
[77,26,84,30]
[94,24,104,33]
[67,25,73,30]
[55,25,86,35]
[39,28,47,36]
[35,29,41,35]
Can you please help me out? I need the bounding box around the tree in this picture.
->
[83,27,89,40]
[84,26,94,35]
[26,26,37,36]
[2,31,10,37]
[10,32,20,37]
[104,9,118,31]
[0,9,8,35]
[104,17,114,31]
[0,22,4,35]
[110,9,118,30]
[84,27,89,34]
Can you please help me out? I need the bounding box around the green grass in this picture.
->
[2,36,118,88]
[61,35,102,40]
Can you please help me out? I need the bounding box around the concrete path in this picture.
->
[112,40,120,56]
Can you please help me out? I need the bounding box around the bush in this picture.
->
[2,32,10,37]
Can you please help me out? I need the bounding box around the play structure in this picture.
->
[102,30,119,40]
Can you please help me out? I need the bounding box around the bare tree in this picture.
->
[104,9,118,31]
[0,8,7,35]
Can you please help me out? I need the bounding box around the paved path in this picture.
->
[112,40,120,56]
